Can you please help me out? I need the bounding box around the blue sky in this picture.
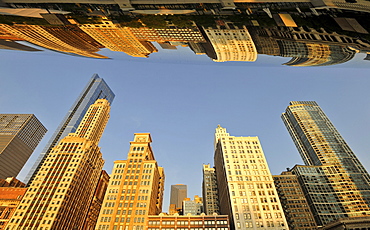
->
[1,46,370,212]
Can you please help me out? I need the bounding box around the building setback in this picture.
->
[0,114,46,179]
[202,164,219,215]
[214,125,288,230]
[273,171,317,229]
[25,74,114,185]
[282,101,370,226]
[5,99,111,230]
[95,133,165,230]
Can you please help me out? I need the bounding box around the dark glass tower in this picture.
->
[282,101,370,226]
[25,74,115,185]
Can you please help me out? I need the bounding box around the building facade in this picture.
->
[5,99,111,230]
[83,170,111,230]
[214,125,288,230]
[95,133,165,230]
[25,74,114,185]
[202,164,219,215]
[273,171,317,229]
[183,196,203,216]
[0,114,47,179]
[0,187,27,229]
[282,101,370,226]
[170,184,188,212]
[147,213,230,230]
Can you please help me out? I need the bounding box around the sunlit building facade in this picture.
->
[282,101,370,226]
[95,133,165,230]
[25,74,114,185]
[214,125,288,230]
[5,99,111,230]
[147,213,230,230]
[0,114,46,179]
[0,187,27,230]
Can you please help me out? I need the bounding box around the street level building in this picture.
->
[5,99,111,230]
[25,74,114,185]
[273,171,317,229]
[214,125,288,230]
[282,101,370,226]
[0,187,27,229]
[95,133,165,230]
[183,196,203,216]
[0,114,46,179]
[147,213,230,230]
[202,164,219,215]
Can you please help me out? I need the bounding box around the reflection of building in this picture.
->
[25,74,114,185]
[6,99,111,229]
[79,21,157,57]
[279,42,356,66]
[0,40,41,51]
[0,114,46,179]
[201,23,257,62]
[95,133,165,230]
[183,196,203,215]
[170,184,188,212]
[0,24,108,58]
[147,213,230,230]
[129,27,205,43]
[214,125,288,230]
[202,164,219,215]
[255,26,364,66]
[273,171,317,230]
[282,101,370,226]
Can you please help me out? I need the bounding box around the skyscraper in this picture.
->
[202,164,219,215]
[6,99,111,230]
[25,74,115,184]
[214,125,288,230]
[0,114,47,179]
[282,101,370,226]
[170,184,188,212]
[95,133,165,230]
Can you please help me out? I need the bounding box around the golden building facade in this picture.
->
[0,187,27,229]
[5,99,111,230]
[147,213,230,230]
[214,125,288,230]
[95,133,165,230]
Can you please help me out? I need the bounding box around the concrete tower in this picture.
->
[170,184,187,213]
[0,114,46,179]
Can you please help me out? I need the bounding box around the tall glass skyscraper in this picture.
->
[25,74,115,185]
[282,101,370,226]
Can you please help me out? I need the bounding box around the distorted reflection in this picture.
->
[1,0,369,66]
